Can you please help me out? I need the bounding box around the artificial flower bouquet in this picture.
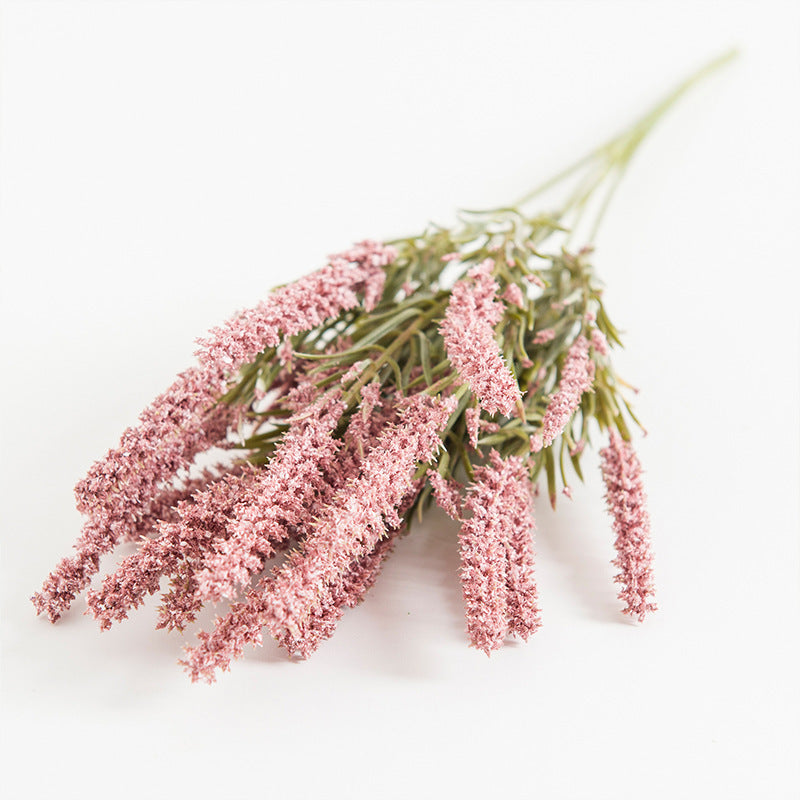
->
[33,53,733,682]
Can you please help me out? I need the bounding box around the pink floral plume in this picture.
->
[599,430,657,621]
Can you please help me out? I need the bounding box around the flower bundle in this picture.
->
[32,55,731,682]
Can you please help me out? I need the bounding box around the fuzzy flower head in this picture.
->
[439,260,522,417]
[599,430,657,621]
[534,335,594,451]
[180,393,455,681]
[196,241,395,374]
[458,450,541,654]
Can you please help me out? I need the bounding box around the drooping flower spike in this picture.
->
[33,52,738,680]
[600,430,657,622]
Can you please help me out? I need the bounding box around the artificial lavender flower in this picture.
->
[533,328,556,345]
[195,391,346,602]
[591,328,609,356]
[459,450,541,654]
[179,387,394,677]
[195,240,395,373]
[182,393,454,681]
[275,517,404,660]
[427,469,463,520]
[440,260,522,417]
[33,45,716,677]
[501,283,524,308]
[465,407,481,449]
[86,465,259,629]
[599,430,657,621]
[499,460,543,640]
[535,335,595,451]
[259,393,455,641]
[31,432,232,625]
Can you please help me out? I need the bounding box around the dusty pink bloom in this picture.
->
[498,456,542,641]
[584,311,597,323]
[600,430,657,621]
[183,520,408,680]
[534,335,594,451]
[196,241,394,374]
[195,392,346,602]
[591,328,609,356]
[32,384,233,624]
[465,407,481,449]
[533,328,556,345]
[31,519,114,623]
[183,386,396,674]
[427,470,463,520]
[520,357,533,369]
[343,382,397,456]
[562,486,573,499]
[340,358,370,385]
[569,438,586,457]
[459,451,541,653]
[263,393,454,639]
[276,336,293,367]
[440,260,522,416]
[441,252,461,262]
[120,469,222,543]
[526,274,546,289]
[74,366,230,521]
[263,391,405,660]
[276,511,408,660]
[86,465,259,630]
[465,407,502,449]
[501,283,524,308]
[181,393,454,681]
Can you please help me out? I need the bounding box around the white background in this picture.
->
[1,2,798,798]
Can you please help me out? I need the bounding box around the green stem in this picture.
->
[513,48,738,217]
[342,300,446,407]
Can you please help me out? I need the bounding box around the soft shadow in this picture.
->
[535,497,623,625]
[324,510,467,680]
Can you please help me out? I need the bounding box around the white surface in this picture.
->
[1,2,799,798]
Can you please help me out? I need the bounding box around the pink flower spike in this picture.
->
[459,450,541,653]
[427,470,463,520]
[533,328,556,345]
[501,283,524,308]
[591,328,609,356]
[500,459,542,641]
[465,407,481,449]
[85,465,257,630]
[440,260,522,417]
[277,336,293,367]
[34,378,234,622]
[181,393,454,681]
[195,391,346,603]
[599,430,657,622]
[195,240,394,374]
[526,274,546,289]
[277,522,404,660]
[263,393,454,640]
[539,335,594,449]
